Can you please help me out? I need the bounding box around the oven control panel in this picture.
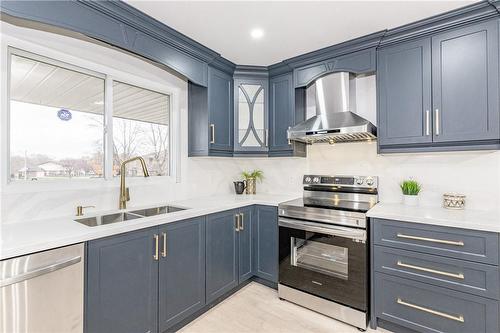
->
[303,175,378,188]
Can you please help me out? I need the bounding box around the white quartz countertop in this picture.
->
[0,193,299,260]
[367,203,500,233]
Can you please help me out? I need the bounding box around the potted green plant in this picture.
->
[241,169,264,195]
[400,179,422,206]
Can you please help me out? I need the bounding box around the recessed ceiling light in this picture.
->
[94,100,104,105]
[250,28,264,40]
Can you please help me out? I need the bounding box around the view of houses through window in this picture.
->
[8,50,170,181]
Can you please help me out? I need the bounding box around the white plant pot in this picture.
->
[403,194,419,206]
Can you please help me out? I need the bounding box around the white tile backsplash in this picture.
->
[307,143,500,211]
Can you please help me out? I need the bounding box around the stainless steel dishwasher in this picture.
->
[0,243,84,333]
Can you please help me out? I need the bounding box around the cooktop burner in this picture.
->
[278,175,379,228]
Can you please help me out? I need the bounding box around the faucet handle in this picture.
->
[76,205,95,216]
[125,187,130,202]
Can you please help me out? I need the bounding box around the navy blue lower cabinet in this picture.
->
[253,205,278,283]
[86,228,159,333]
[373,245,500,300]
[238,206,254,283]
[205,209,239,303]
[374,273,499,333]
[158,217,206,332]
[371,218,500,333]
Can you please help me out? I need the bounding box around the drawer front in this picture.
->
[372,218,499,265]
[374,245,500,299]
[374,273,499,333]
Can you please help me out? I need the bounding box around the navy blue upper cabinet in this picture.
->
[378,19,500,153]
[86,228,158,333]
[233,77,269,154]
[431,20,500,144]
[158,217,206,332]
[377,38,433,146]
[205,209,239,303]
[293,48,376,88]
[188,66,233,157]
[209,67,234,153]
[253,205,279,283]
[268,73,307,157]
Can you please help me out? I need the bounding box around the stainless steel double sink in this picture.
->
[74,205,187,227]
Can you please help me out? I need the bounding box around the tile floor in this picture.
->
[179,282,390,333]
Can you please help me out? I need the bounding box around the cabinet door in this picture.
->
[86,228,158,333]
[269,73,294,152]
[432,20,499,143]
[253,205,278,283]
[208,66,233,152]
[206,209,239,303]
[238,206,254,282]
[234,78,268,153]
[377,38,432,146]
[158,217,206,332]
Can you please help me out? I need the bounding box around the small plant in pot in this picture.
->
[400,179,422,206]
[241,170,264,195]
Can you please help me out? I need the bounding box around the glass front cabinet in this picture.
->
[233,77,269,154]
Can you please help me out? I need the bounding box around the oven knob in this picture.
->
[366,177,374,186]
[305,176,312,183]
[313,177,320,183]
[356,178,364,185]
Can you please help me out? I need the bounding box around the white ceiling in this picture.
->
[125,0,475,66]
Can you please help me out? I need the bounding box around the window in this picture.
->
[112,81,170,177]
[9,54,105,181]
[7,49,172,182]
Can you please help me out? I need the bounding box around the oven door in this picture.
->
[278,217,367,311]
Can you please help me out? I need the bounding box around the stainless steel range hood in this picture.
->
[287,72,377,144]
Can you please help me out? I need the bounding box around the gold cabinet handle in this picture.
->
[153,234,159,260]
[235,214,240,231]
[425,110,430,136]
[396,233,464,246]
[239,213,244,230]
[397,260,464,279]
[397,298,464,323]
[161,232,167,258]
[210,124,215,143]
[435,109,440,135]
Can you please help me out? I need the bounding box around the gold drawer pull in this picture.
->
[397,261,464,279]
[210,124,215,144]
[397,233,464,246]
[153,234,159,261]
[239,213,244,230]
[161,232,167,258]
[397,298,464,322]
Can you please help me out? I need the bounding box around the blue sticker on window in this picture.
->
[57,109,72,121]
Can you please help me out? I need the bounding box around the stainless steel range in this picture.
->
[278,175,378,330]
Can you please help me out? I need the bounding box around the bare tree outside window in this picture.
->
[112,81,170,177]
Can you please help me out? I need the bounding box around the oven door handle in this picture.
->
[278,217,366,241]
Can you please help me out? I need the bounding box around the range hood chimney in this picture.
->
[287,72,377,144]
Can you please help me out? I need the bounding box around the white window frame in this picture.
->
[1,35,181,194]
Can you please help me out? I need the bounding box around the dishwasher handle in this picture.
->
[0,255,82,287]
